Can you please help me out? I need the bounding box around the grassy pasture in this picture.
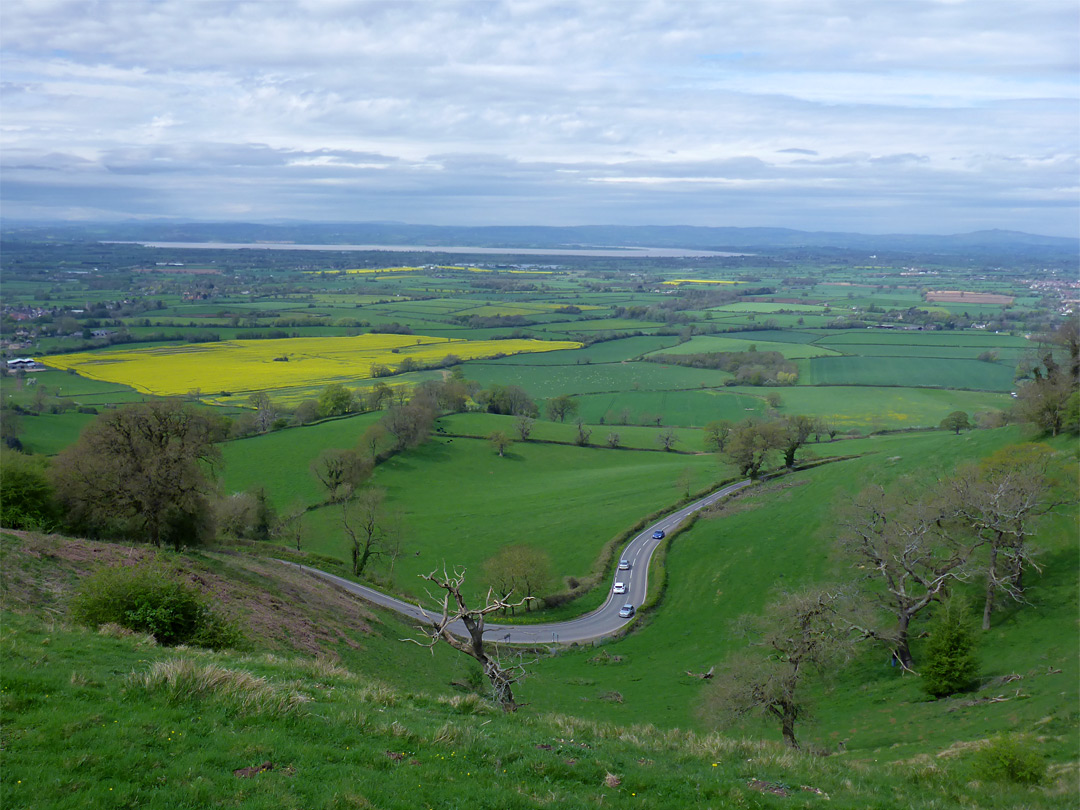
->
[440,412,714,452]
[528,428,1078,758]
[709,302,827,313]
[798,356,1016,391]
[721,330,824,344]
[649,336,840,359]
[710,313,837,329]
[756,385,1013,429]
[820,331,1031,348]
[575,389,767,428]
[218,412,385,509]
[13,411,97,455]
[464,361,733,398]
[488,335,681,365]
[818,343,1028,362]
[532,318,664,334]
[299,436,731,602]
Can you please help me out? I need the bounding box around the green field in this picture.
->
[297,436,732,602]
[756,385,1012,429]
[798,356,1016,391]
[647,335,840,359]
[219,412,386,510]
[525,428,1078,756]
[464,361,733,397]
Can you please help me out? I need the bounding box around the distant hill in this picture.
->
[2,221,1077,259]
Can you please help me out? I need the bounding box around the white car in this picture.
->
[612,581,627,595]
[618,559,631,570]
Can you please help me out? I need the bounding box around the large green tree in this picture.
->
[51,400,220,550]
[725,420,786,478]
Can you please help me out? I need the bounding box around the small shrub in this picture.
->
[969,734,1046,785]
[69,562,243,650]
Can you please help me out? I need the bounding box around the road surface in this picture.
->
[283,478,753,645]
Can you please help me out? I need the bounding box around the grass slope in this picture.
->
[524,428,1078,762]
[300,435,730,602]
[2,528,1074,809]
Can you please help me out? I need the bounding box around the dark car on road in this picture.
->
[652,530,665,539]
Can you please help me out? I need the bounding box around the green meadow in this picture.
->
[524,428,1078,756]
[798,356,1016,390]
[298,435,731,602]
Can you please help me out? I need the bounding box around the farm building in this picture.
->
[5,358,45,372]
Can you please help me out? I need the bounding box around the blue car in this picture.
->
[652,530,665,539]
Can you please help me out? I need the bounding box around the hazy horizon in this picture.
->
[2,1,1077,237]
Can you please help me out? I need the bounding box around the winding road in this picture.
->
[284,478,753,645]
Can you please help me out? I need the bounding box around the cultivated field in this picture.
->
[41,334,581,404]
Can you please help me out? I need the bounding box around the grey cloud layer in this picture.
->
[1,0,1076,233]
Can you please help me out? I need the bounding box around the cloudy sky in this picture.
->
[2,0,1077,235]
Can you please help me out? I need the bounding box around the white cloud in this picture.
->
[0,0,1076,234]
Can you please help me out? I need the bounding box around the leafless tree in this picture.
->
[703,586,858,748]
[274,500,307,552]
[574,417,591,447]
[381,400,436,451]
[947,443,1061,629]
[360,423,388,461]
[248,391,277,433]
[405,566,533,710]
[837,482,982,669]
[341,487,400,577]
[513,414,535,442]
[483,545,553,613]
[703,420,732,452]
[310,448,372,503]
[657,427,678,452]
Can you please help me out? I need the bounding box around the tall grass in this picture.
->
[126,657,309,717]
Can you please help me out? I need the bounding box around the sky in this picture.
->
[2,0,1077,236]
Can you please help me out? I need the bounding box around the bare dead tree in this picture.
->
[404,566,532,710]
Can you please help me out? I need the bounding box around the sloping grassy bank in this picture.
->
[3,607,1072,810]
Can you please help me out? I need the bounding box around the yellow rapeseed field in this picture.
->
[660,279,739,285]
[306,266,421,275]
[42,334,581,400]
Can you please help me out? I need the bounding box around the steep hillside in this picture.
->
[3,506,1077,809]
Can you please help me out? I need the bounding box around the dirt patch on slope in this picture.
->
[1,530,375,658]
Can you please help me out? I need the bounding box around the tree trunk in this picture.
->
[895,613,915,670]
[1011,554,1025,595]
[483,658,517,711]
[780,703,799,749]
[982,544,998,630]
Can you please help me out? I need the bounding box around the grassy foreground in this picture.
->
[2,426,1076,808]
[1,583,1071,810]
